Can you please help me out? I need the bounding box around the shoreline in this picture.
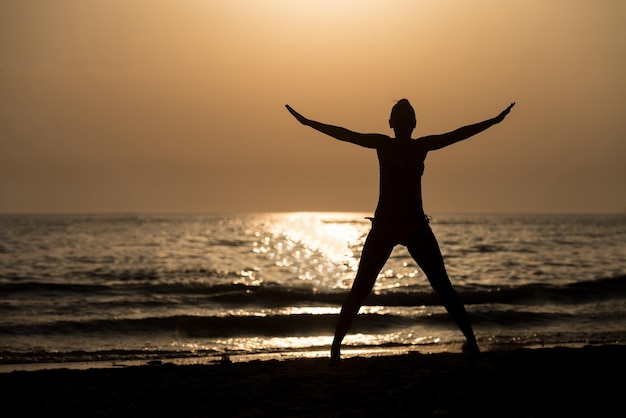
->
[3,344,624,417]
[0,345,424,374]
[0,341,585,374]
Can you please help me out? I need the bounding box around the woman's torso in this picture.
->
[374,139,427,222]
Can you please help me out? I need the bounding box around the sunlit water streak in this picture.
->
[0,212,624,369]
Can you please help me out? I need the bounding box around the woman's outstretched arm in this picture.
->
[421,102,515,151]
[285,105,387,149]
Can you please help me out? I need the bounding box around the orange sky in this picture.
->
[1,0,624,214]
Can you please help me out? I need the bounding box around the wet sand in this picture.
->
[2,345,624,417]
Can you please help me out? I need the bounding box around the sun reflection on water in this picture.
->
[217,336,333,352]
[252,212,370,289]
[274,212,366,263]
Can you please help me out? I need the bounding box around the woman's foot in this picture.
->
[329,345,341,367]
[462,341,481,358]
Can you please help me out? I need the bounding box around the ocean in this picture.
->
[1,212,625,371]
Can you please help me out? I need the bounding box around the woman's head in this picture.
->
[389,99,416,138]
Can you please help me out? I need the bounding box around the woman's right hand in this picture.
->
[285,105,310,126]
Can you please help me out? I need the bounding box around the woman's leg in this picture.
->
[406,227,479,354]
[330,227,394,365]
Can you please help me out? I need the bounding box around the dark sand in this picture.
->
[2,345,624,417]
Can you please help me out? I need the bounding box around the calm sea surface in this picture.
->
[1,213,625,370]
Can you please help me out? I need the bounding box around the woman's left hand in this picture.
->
[495,102,516,123]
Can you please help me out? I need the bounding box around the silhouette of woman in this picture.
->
[286,99,515,365]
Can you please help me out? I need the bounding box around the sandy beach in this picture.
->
[2,344,624,417]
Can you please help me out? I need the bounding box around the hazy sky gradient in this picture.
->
[1,0,624,213]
